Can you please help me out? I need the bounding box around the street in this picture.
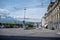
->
[0,28,60,37]
[0,28,60,40]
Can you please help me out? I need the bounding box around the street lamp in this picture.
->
[23,8,26,28]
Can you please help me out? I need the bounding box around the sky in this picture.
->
[0,0,56,22]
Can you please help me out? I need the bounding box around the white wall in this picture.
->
[41,18,46,27]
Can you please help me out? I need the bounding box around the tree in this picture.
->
[28,24,34,28]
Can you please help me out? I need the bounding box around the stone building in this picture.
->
[44,0,60,30]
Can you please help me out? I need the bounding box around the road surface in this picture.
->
[0,28,60,40]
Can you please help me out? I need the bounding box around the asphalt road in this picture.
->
[0,36,60,40]
[0,28,60,40]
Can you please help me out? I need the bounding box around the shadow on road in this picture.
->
[0,35,60,40]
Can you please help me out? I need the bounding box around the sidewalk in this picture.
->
[40,28,55,32]
[57,32,60,34]
[30,28,55,33]
[56,30,60,35]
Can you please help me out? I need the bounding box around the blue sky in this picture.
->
[0,0,56,22]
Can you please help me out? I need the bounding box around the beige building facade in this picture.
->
[45,0,60,30]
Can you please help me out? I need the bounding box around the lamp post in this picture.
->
[23,8,26,28]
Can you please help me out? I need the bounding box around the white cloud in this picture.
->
[9,15,23,19]
[0,8,10,17]
[26,7,47,19]
[8,7,47,22]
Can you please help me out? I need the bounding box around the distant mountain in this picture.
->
[0,16,23,24]
[0,16,36,24]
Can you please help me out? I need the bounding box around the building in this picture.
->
[34,22,42,29]
[44,0,60,30]
[41,16,46,28]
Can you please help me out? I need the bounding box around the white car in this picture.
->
[39,27,41,29]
